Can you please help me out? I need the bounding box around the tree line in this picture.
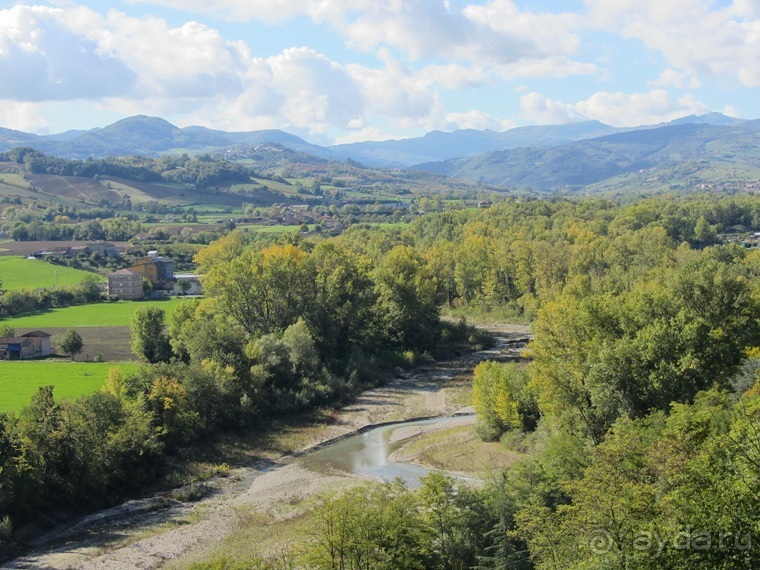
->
[0,231,483,560]
[2,191,760,567]
[0,148,256,189]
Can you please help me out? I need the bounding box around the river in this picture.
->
[300,415,475,486]
[3,325,529,569]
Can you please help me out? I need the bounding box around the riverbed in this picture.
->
[3,325,529,569]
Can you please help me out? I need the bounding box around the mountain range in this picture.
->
[1,112,757,193]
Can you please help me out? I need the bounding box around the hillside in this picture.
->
[0,116,334,160]
[329,120,620,166]
[0,145,498,216]
[412,121,760,193]
[0,113,744,168]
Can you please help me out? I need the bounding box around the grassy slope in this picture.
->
[0,298,185,328]
[0,257,97,290]
[0,361,141,413]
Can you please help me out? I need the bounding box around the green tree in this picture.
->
[131,306,171,363]
[58,329,84,360]
[373,245,440,350]
[472,361,536,440]
[177,279,191,296]
[202,244,314,337]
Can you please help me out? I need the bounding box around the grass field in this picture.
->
[1,298,186,328]
[0,361,141,414]
[0,257,97,289]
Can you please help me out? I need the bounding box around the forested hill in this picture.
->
[0,115,332,160]
[412,121,760,192]
[0,147,257,188]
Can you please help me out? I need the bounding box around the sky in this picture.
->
[0,0,758,145]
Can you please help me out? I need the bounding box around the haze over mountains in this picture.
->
[1,112,757,193]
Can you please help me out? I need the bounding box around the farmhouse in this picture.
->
[128,251,175,293]
[0,331,53,360]
[106,268,145,299]
[173,274,204,296]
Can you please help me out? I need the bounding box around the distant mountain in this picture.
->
[0,115,334,160]
[0,113,748,175]
[329,121,619,167]
[329,113,744,167]
[0,126,44,148]
[412,121,760,192]
[667,112,745,126]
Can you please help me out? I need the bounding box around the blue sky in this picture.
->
[0,0,758,144]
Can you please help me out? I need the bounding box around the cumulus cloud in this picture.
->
[129,0,367,24]
[0,6,136,101]
[650,69,701,89]
[0,4,499,138]
[586,0,760,86]
[439,110,515,131]
[520,90,711,126]
[135,0,593,76]
[0,101,49,132]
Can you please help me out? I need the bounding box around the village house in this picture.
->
[105,268,144,299]
[0,331,53,360]
[173,274,204,296]
[127,251,175,293]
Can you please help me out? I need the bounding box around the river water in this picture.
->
[299,415,474,486]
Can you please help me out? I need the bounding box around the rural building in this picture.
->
[33,241,122,259]
[173,274,204,296]
[106,268,145,299]
[128,251,175,292]
[0,331,53,360]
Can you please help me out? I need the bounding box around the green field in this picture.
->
[0,361,141,414]
[0,257,97,290]
[0,298,185,328]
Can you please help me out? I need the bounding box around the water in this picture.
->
[299,415,473,486]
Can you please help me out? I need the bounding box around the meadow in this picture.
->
[0,360,141,413]
[1,298,185,328]
[0,257,96,290]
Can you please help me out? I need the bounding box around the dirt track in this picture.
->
[3,325,529,570]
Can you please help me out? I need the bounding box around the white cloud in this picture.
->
[0,6,136,101]
[0,101,48,132]
[134,0,595,79]
[650,68,701,89]
[129,0,367,24]
[440,110,516,131]
[586,0,760,86]
[520,90,711,126]
[334,126,398,144]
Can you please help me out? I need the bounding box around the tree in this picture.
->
[473,361,537,440]
[177,279,191,296]
[131,306,171,363]
[202,244,314,337]
[58,329,83,360]
[373,245,440,350]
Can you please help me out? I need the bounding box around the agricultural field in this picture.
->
[238,223,315,234]
[0,256,98,289]
[1,298,186,329]
[0,361,141,414]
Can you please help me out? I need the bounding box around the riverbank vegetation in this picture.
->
[180,192,760,569]
[3,191,760,567]
[0,230,482,560]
